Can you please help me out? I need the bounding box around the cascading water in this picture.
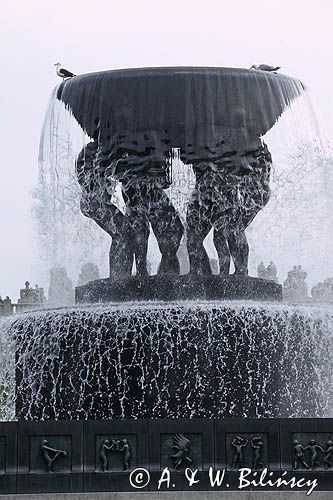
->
[0,317,15,421]
[34,68,333,287]
[0,301,333,420]
[12,302,333,420]
[1,66,332,421]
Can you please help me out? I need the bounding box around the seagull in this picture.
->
[250,64,281,72]
[54,62,76,80]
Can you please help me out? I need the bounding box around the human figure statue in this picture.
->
[76,111,274,278]
[117,162,184,276]
[40,440,67,472]
[99,439,117,472]
[77,262,100,286]
[257,262,267,280]
[311,277,333,303]
[297,265,307,282]
[48,267,74,305]
[266,261,278,282]
[170,433,193,469]
[231,435,248,469]
[305,439,324,469]
[77,138,185,277]
[186,121,272,276]
[293,440,310,470]
[257,261,278,282]
[112,127,185,275]
[251,436,264,470]
[99,438,132,472]
[35,284,46,303]
[311,281,325,302]
[323,440,333,468]
[283,265,308,302]
[118,439,131,470]
[100,439,110,472]
[76,142,144,279]
[3,296,12,316]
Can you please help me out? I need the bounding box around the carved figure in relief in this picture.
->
[293,440,310,470]
[323,440,333,468]
[231,435,248,469]
[40,440,67,472]
[170,433,193,469]
[251,436,264,470]
[305,439,325,469]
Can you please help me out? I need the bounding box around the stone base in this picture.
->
[75,275,282,304]
[3,418,333,496]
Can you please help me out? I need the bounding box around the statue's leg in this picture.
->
[80,200,135,280]
[224,155,271,276]
[226,195,265,276]
[91,208,133,280]
[109,216,149,278]
[130,217,150,277]
[226,226,249,276]
[109,233,133,279]
[149,195,184,275]
[213,228,231,275]
[186,199,211,275]
[154,215,184,275]
[121,183,150,277]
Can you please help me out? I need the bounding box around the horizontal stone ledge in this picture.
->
[75,275,283,303]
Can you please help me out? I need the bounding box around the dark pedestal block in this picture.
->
[16,473,83,494]
[1,419,333,493]
[76,275,282,304]
[16,421,83,493]
[83,420,149,492]
[0,422,17,494]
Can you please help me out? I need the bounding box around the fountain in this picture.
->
[10,65,332,420]
[1,66,333,495]
[59,67,296,301]
[9,66,332,417]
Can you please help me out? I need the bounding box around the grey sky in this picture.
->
[1,0,332,299]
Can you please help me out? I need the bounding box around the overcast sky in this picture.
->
[0,0,332,299]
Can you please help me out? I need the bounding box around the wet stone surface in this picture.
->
[13,303,333,420]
